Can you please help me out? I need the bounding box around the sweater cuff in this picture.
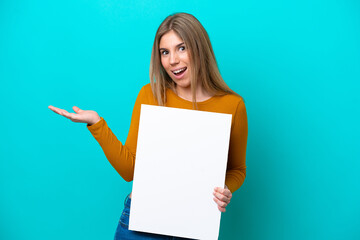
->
[225,178,237,193]
[87,117,105,132]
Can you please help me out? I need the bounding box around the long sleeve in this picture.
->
[87,117,135,181]
[87,85,152,182]
[225,100,248,193]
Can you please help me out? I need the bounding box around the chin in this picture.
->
[174,79,191,89]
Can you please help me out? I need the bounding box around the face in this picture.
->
[159,30,191,90]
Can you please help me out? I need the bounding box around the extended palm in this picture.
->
[48,105,100,125]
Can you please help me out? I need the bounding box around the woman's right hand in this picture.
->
[48,105,101,126]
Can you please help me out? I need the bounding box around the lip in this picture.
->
[171,67,187,80]
[171,67,187,73]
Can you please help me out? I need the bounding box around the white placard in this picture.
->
[129,104,232,240]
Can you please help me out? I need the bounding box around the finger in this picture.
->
[214,187,226,194]
[214,187,232,199]
[213,196,228,208]
[213,191,230,203]
[49,106,84,122]
[216,187,232,198]
[48,105,64,111]
[213,191,230,201]
[72,106,83,113]
[218,205,226,212]
[59,109,71,117]
[48,105,63,114]
[53,108,74,120]
[213,197,227,212]
[69,113,86,122]
[49,106,69,116]
[63,112,80,121]
[224,189,232,199]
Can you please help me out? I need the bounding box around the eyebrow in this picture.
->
[159,42,185,51]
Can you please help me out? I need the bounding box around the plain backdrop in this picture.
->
[0,0,359,239]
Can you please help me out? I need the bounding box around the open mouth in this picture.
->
[172,67,187,76]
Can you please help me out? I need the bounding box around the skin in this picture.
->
[159,30,213,102]
[48,30,232,213]
[48,106,100,125]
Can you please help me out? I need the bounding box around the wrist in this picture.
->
[88,116,101,126]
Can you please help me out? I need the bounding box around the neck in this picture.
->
[175,83,213,102]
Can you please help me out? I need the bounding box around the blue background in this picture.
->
[1,0,359,239]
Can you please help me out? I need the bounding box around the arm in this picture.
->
[87,117,136,181]
[213,100,248,212]
[87,86,149,182]
[225,100,248,193]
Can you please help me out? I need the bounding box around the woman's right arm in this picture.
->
[48,85,152,182]
[48,105,135,179]
[86,117,136,181]
[87,85,151,181]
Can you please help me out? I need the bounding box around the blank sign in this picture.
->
[129,104,232,240]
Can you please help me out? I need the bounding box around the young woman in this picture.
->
[49,12,248,239]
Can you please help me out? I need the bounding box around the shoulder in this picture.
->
[139,83,153,95]
[142,83,152,92]
[136,83,153,97]
[136,83,157,105]
[216,93,247,121]
[202,93,246,119]
[218,94,247,127]
[216,93,246,110]
[223,93,244,104]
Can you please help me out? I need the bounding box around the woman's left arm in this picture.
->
[213,99,248,212]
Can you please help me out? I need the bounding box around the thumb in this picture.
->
[73,106,83,113]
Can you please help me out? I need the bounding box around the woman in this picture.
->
[49,12,248,239]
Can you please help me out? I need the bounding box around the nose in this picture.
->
[169,52,179,66]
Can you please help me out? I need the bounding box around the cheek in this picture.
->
[184,51,191,62]
[160,58,168,70]
[182,54,192,69]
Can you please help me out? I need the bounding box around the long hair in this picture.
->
[150,12,240,107]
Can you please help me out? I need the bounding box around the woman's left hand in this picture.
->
[213,185,232,212]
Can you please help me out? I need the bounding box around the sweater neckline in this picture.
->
[167,88,217,105]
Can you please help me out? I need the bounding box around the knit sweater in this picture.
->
[87,84,248,193]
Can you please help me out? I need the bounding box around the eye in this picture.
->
[179,46,186,51]
[160,50,168,55]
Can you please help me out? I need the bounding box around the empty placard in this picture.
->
[129,104,232,240]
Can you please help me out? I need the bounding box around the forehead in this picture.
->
[159,30,184,48]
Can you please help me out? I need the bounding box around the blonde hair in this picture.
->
[150,12,240,107]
